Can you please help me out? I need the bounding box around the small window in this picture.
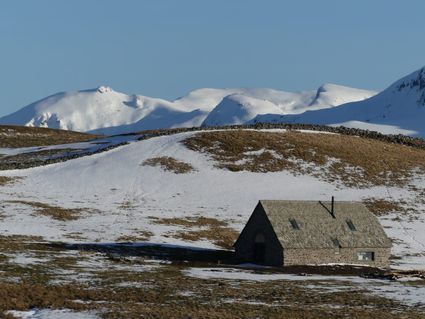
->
[357,251,375,261]
[346,219,356,231]
[331,237,341,248]
[254,233,265,243]
[289,218,300,230]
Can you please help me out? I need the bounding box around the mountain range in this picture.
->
[1,66,425,137]
[0,84,375,135]
[251,67,425,137]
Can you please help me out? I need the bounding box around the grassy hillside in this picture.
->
[0,125,99,148]
[184,130,425,187]
[0,127,425,318]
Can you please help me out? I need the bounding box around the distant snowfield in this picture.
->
[2,66,425,138]
[0,129,424,270]
[329,121,418,136]
[252,67,425,138]
[0,84,376,135]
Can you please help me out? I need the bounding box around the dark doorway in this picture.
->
[254,233,266,263]
[254,243,266,263]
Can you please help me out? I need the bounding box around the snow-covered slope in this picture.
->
[308,83,376,108]
[201,94,283,126]
[0,86,210,135]
[1,129,424,270]
[251,67,425,137]
[201,84,376,126]
[0,85,376,135]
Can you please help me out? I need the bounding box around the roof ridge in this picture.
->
[259,199,363,203]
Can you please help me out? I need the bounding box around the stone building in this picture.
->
[234,199,392,268]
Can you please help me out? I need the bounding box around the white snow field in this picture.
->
[0,129,424,270]
[201,84,375,127]
[252,66,425,138]
[0,85,375,135]
[6,309,99,319]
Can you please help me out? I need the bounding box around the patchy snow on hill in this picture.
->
[0,129,424,270]
[186,267,425,307]
[252,67,425,138]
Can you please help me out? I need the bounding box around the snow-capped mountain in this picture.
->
[0,86,209,135]
[0,84,376,135]
[201,84,375,126]
[251,67,425,137]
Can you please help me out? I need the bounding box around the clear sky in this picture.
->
[1,0,424,116]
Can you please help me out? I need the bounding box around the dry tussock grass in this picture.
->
[0,176,20,186]
[0,268,423,319]
[142,156,194,174]
[117,230,154,242]
[63,232,88,241]
[152,217,238,249]
[151,216,227,227]
[184,130,425,187]
[0,125,98,148]
[0,235,45,252]
[118,200,137,210]
[7,201,84,221]
[0,283,96,314]
[0,234,423,318]
[364,198,406,216]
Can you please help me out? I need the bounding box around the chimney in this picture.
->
[318,197,336,218]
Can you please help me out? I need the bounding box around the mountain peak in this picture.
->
[97,86,113,94]
[395,67,425,105]
[309,83,377,108]
[317,83,342,92]
[0,83,377,135]
[252,66,425,137]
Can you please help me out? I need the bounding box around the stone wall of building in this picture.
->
[284,247,391,268]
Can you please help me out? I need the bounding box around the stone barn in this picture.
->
[234,199,392,268]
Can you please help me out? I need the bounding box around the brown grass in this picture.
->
[152,217,238,249]
[117,230,154,242]
[364,198,406,216]
[0,125,99,148]
[184,130,425,187]
[63,232,89,241]
[142,156,194,174]
[0,267,424,319]
[0,234,423,319]
[0,283,96,314]
[118,200,137,210]
[7,201,84,221]
[0,176,20,186]
[0,235,46,257]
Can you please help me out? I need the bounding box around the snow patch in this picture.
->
[6,309,99,319]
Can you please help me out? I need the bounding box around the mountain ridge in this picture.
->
[0,84,376,135]
[251,67,425,137]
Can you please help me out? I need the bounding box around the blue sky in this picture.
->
[0,0,424,116]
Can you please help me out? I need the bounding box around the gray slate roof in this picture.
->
[259,200,392,249]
